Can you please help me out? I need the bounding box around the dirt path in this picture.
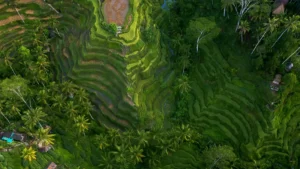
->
[103,0,129,25]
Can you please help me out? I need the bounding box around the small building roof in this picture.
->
[1,132,26,142]
[46,162,57,169]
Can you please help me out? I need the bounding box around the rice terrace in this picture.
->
[0,0,299,168]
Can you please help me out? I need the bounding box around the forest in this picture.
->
[0,0,299,168]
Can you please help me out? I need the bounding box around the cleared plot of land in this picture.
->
[104,0,129,25]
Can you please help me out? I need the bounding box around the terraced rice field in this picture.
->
[49,0,175,129]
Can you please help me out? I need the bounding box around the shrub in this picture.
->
[101,22,117,35]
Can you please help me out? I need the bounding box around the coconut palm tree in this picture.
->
[0,51,16,75]
[137,130,149,147]
[95,134,109,150]
[251,17,279,54]
[36,55,50,72]
[108,128,121,144]
[21,107,47,130]
[112,143,129,166]
[61,81,76,97]
[221,0,238,17]
[0,101,10,124]
[64,101,79,118]
[5,99,22,117]
[99,152,116,169]
[34,127,55,148]
[129,145,145,164]
[238,20,250,43]
[74,88,89,103]
[37,89,50,106]
[271,15,300,48]
[51,94,65,112]
[175,75,191,94]
[73,115,90,136]
[21,147,36,162]
[178,55,191,74]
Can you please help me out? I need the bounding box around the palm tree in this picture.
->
[221,0,238,17]
[108,128,121,144]
[75,88,89,103]
[271,15,300,48]
[21,107,47,130]
[51,94,66,112]
[129,145,145,164]
[175,124,194,143]
[137,130,149,147]
[21,147,36,162]
[5,99,22,117]
[175,75,191,94]
[73,115,90,136]
[37,89,50,106]
[238,20,250,43]
[64,101,79,118]
[178,55,191,74]
[61,81,76,97]
[112,143,129,165]
[99,153,116,169]
[34,127,55,148]
[0,51,16,75]
[251,17,279,54]
[95,134,109,150]
[0,101,10,124]
[282,46,300,64]
[36,56,50,73]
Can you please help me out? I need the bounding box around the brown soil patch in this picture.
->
[25,10,34,14]
[104,0,129,26]
[0,4,6,10]
[6,8,15,12]
[19,0,44,6]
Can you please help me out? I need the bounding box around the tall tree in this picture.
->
[238,20,250,43]
[73,115,90,136]
[0,76,31,110]
[0,51,16,75]
[0,101,10,124]
[175,75,191,94]
[271,15,300,48]
[129,145,145,165]
[21,107,47,130]
[34,127,55,148]
[202,145,237,169]
[221,0,238,17]
[234,0,257,31]
[64,101,79,118]
[251,18,279,54]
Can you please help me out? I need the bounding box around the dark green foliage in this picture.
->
[101,22,117,35]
